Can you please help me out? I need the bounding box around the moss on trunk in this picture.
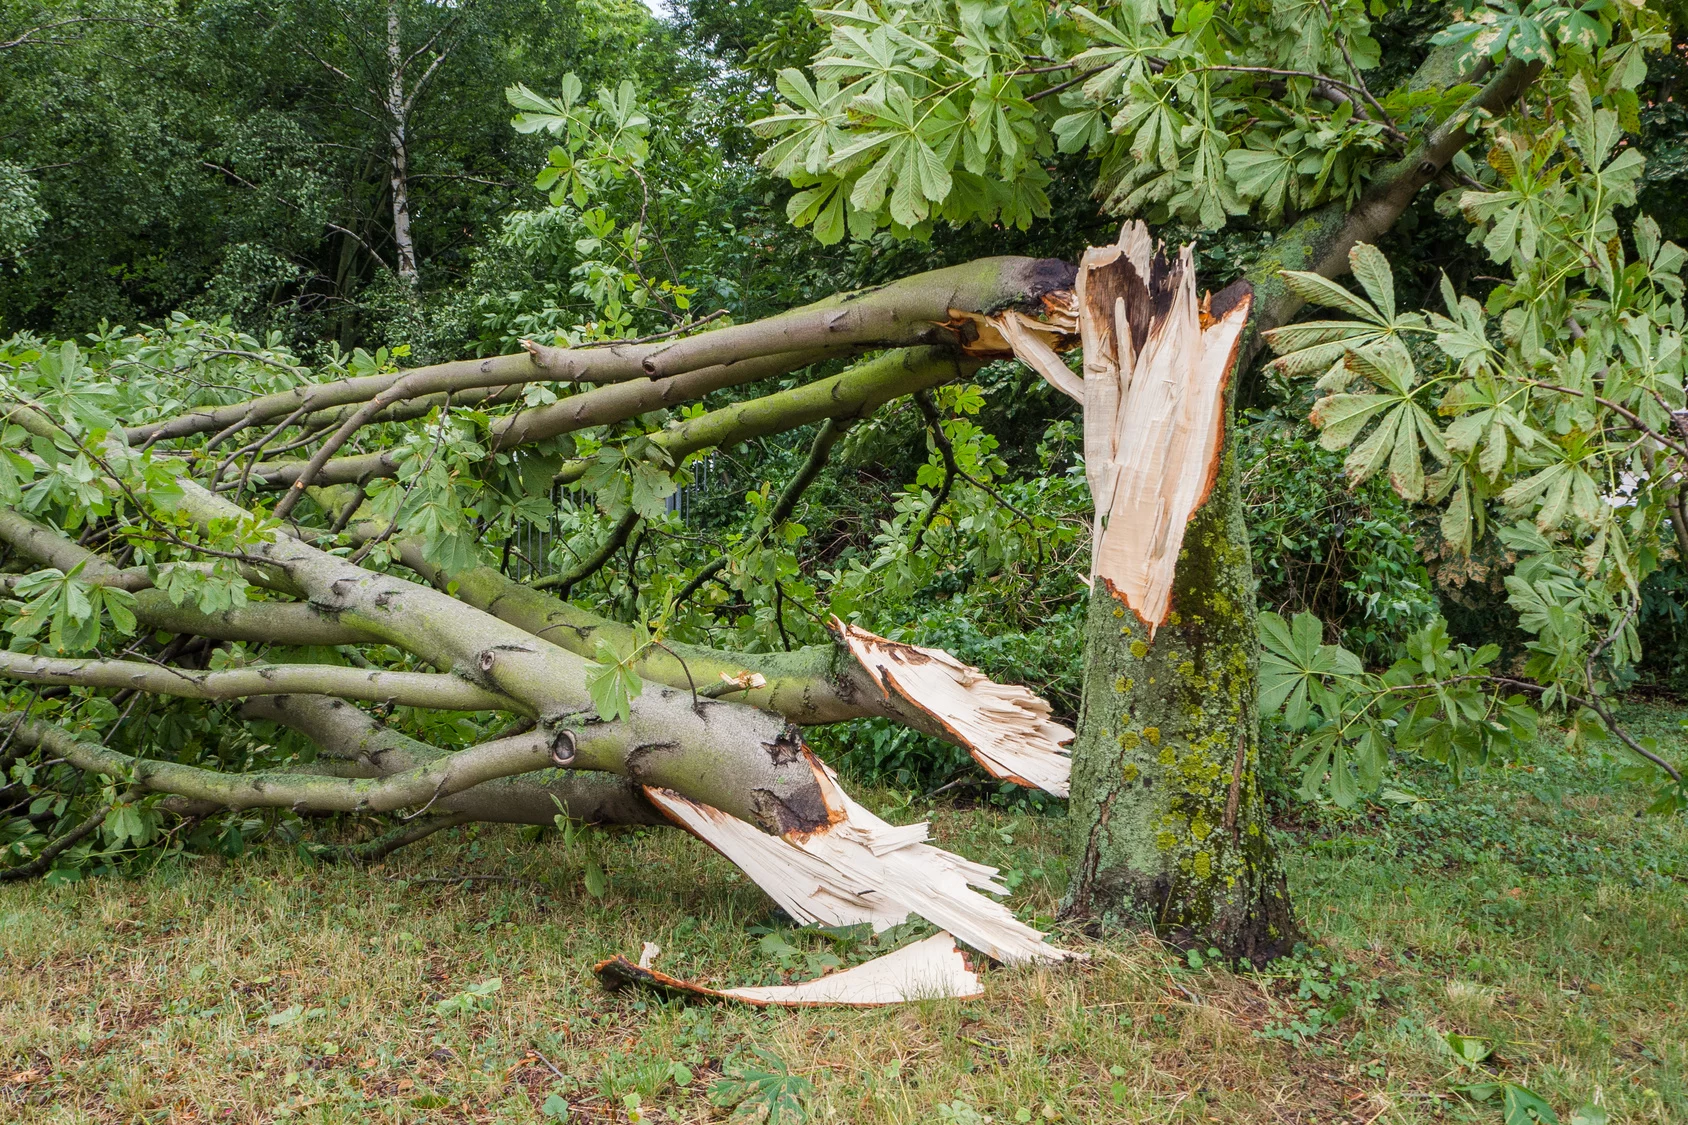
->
[1063,430,1297,964]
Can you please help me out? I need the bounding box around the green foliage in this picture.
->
[1242,415,1437,660]
[751,0,1666,240]
[433,977,503,1017]
[1254,946,1384,1043]
[4,562,136,654]
[0,160,46,260]
[0,0,669,347]
[1254,47,1688,809]
[710,1047,815,1123]
[1261,609,1544,807]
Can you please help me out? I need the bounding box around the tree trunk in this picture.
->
[1005,224,1297,963]
[386,0,419,292]
[1063,437,1295,963]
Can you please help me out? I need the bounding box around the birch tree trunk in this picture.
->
[386,0,419,292]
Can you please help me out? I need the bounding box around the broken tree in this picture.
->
[0,257,1095,965]
[1003,224,1295,962]
[0,213,1314,963]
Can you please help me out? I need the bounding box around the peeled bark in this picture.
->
[1002,225,1296,962]
[595,931,983,1007]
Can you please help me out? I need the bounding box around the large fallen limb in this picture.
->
[129,591,368,646]
[401,557,1073,795]
[166,479,847,835]
[125,352,548,447]
[0,508,149,587]
[487,347,844,452]
[0,508,369,646]
[246,347,849,492]
[632,257,1076,378]
[242,694,665,827]
[555,347,980,487]
[127,256,1075,453]
[2,710,553,814]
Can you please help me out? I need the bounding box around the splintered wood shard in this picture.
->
[644,757,1080,964]
[594,931,984,1007]
[1001,222,1253,635]
[836,620,1073,796]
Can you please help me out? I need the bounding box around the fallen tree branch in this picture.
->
[554,347,979,487]
[0,788,133,882]
[0,652,515,712]
[127,256,1075,452]
[0,710,556,815]
[312,813,475,865]
[531,508,641,596]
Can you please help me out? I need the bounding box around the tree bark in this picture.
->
[1063,440,1295,963]
[1004,225,1296,961]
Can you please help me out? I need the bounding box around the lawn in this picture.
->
[2,705,1684,1124]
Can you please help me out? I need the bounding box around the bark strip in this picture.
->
[595,931,983,1007]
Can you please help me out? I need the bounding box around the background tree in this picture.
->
[0,0,662,348]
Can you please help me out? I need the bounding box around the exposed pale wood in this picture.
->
[1002,222,1253,633]
[595,932,983,1007]
[836,620,1073,796]
[644,754,1079,964]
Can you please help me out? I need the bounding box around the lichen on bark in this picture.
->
[1063,431,1297,964]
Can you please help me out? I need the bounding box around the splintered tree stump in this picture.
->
[1003,223,1297,963]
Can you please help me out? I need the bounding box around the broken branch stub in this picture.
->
[835,620,1073,796]
[1005,223,1253,635]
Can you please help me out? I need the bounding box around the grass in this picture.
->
[1,704,1685,1124]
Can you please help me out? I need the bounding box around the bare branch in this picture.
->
[0,652,516,712]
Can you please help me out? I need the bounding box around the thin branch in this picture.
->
[1523,380,1688,460]
[531,509,642,597]
[1473,675,1682,786]
[1026,65,1108,103]
[1312,0,1395,130]
[674,417,852,606]
[912,392,1038,529]
[573,308,730,349]
[0,789,135,882]
[313,813,472,864]
[0,16,156,51]
[912,392,957,552]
